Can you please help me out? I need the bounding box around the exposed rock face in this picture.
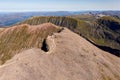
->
[0,27,119,80]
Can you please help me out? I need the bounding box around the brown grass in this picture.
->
[0,23,62,64]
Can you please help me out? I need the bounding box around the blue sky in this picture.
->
[0,0,120,12]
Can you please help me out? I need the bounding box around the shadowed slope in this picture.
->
[0,23,62,64]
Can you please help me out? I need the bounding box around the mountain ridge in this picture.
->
[19,16,120,56]
[0,27,120,80]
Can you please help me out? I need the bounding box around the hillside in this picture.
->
[19,16,120,56]
[0,23,62,64]
[0,26,120,80]
[97,16,120,33]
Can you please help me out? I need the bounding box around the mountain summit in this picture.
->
[0,23,119,80]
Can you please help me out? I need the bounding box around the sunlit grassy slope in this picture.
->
[0,23,62,64]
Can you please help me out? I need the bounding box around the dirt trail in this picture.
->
[46,35,56,54]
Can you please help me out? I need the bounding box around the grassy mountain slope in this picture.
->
[97,16,120,33]
[0,28,120,80]
[0,23,62,64]
[19,16,120,56]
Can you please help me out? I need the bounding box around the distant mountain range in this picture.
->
[0,11,73,27]
[0,11,120,27]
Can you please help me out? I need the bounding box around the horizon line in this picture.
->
[0,10,120,13]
